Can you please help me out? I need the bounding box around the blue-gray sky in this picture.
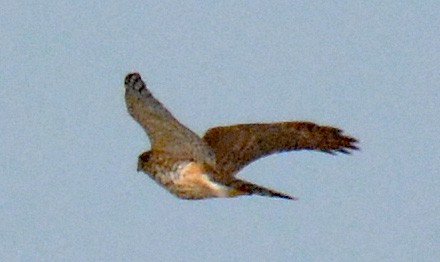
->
[1,1,439,261]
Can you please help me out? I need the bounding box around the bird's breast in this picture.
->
[154,161,231,199]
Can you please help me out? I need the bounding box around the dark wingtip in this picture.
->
[345,140,360,154]
[320,136,360,155]
[124,72,141,85]
[350,145,360,151]
[337,148,351,154]
[321,149,337,155]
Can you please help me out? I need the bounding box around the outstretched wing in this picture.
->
[203,122,358,177]
[124,73,214,163]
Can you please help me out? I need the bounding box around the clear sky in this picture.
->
[1,1,439,261]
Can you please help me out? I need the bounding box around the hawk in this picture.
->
[124,73,358,200]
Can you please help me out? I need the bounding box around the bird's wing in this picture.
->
[203,122,358,177]
[125,73,215,163]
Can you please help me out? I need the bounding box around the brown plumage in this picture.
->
[125,73,358,200]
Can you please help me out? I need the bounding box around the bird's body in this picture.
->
[125,73,358,200]
[137,150,236,199]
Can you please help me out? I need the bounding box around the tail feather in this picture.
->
[228,179,297,200]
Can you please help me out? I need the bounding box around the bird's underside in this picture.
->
[125,72,358,200]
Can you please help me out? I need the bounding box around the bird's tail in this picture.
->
[227,179,297,200]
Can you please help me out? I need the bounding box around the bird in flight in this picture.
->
[124,73,358,200]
